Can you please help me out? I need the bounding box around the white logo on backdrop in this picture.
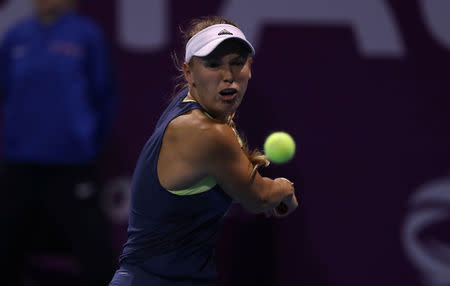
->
[402,177,450,286]
[221,0,404,57]
[1,0,450,57]
[420,0,450,48]
[74,181,96,200]
[0,0,32,35]
[117,0,168,52]
[101,176,131,224]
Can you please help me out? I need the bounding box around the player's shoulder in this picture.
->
[169,109,238,150]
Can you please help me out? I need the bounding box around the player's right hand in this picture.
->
[274,192,298,217]
[264,178,298,218]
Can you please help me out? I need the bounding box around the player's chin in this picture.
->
[220,98,241,114]
[219,93,242,107]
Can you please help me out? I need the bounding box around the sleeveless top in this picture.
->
[119,88,233,283]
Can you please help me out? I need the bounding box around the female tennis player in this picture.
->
[109,16,298,286]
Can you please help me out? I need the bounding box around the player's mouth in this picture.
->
[219,88,238,101]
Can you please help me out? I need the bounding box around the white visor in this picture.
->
[185,24,255,62]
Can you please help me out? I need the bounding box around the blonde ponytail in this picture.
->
[228,118,270,180]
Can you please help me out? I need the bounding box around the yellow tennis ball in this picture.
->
[264,132,296,164]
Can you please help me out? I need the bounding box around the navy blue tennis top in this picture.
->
[119,88,233,283]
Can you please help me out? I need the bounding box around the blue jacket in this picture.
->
[0,11,116,164]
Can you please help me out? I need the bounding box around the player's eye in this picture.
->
[231,60,245,66]
[230,56,247,66]
[204,60,221,68]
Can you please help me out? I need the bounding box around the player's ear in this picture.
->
[247,56,253,79]
[183,61,194,85]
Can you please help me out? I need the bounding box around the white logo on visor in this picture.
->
[218,29,233,36]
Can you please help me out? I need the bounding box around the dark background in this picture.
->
[1,1,449,285]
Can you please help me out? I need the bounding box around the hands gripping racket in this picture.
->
[264,202,289,217]
[264,178,296,218]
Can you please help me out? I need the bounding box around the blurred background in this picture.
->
[0,0,449,285]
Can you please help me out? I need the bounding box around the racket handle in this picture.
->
[275,202,288,215]
[264,202,288,217]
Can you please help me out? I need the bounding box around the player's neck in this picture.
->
[186,91,229,123]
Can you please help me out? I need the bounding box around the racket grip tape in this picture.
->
[275,202,288,215]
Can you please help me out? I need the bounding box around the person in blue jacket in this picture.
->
[0,0,116,285]
[109,16,298,286]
